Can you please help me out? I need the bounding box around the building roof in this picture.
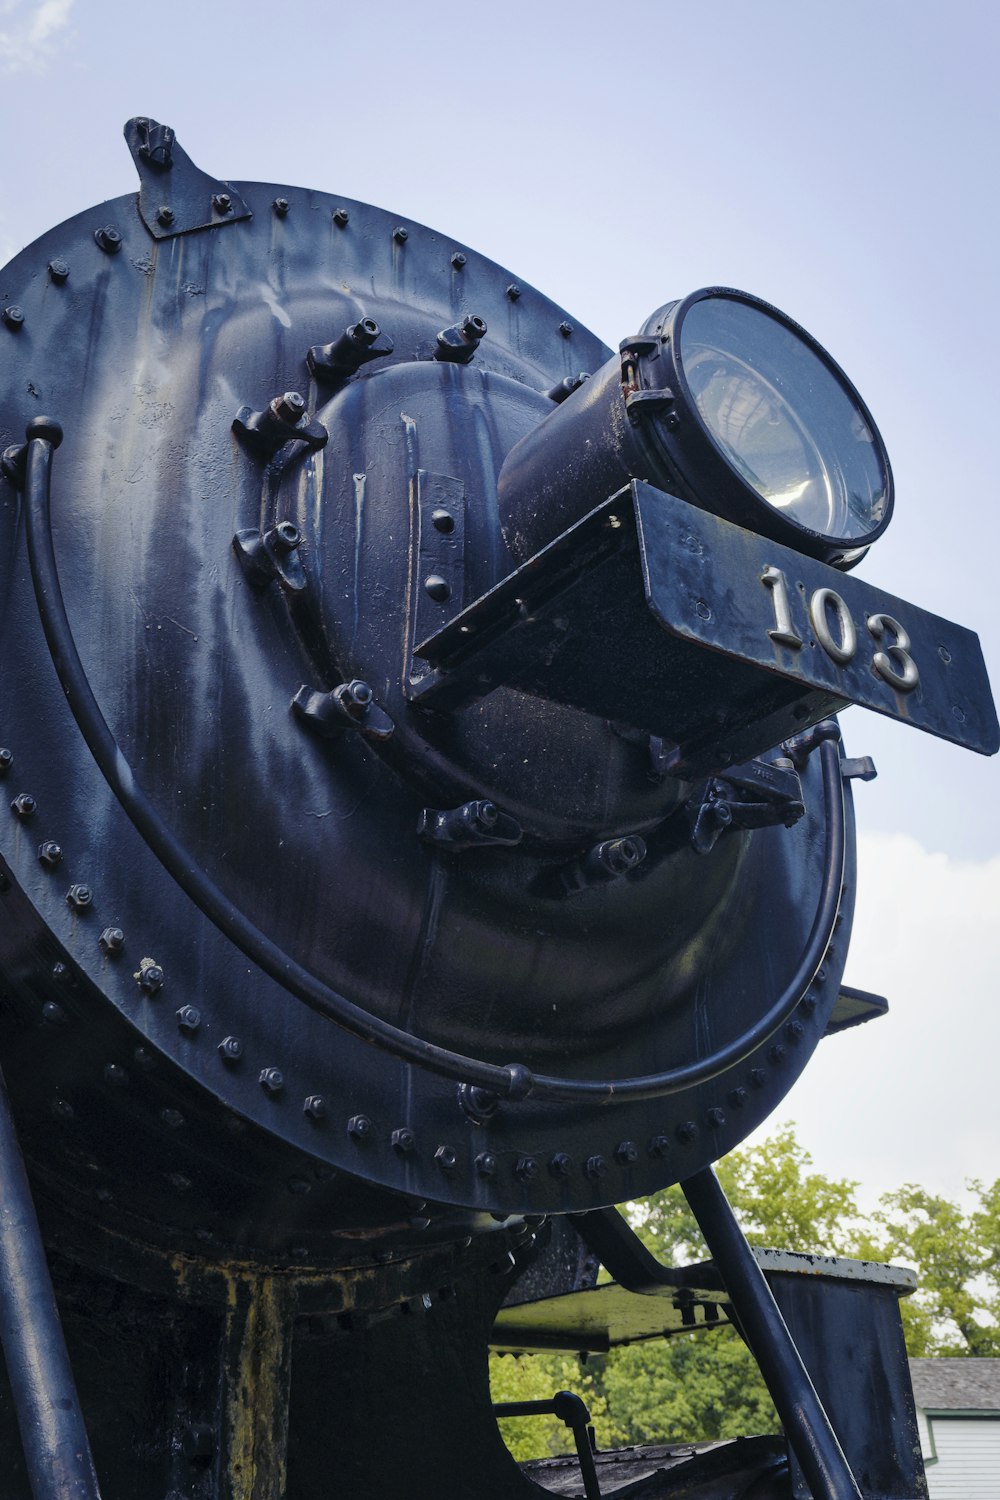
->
[910,1359,1000,1412]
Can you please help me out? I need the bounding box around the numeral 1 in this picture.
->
[760,566,803,648]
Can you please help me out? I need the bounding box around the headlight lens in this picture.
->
[677,293,890,547]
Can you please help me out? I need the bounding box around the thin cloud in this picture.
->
[0,0,74,73]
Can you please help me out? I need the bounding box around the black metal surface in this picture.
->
[682,1168,863,1500]
[0,1063,101,1499]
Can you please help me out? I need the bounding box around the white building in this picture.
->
[910,1359,1000,1498]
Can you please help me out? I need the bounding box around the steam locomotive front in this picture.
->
[0,119,994,1500]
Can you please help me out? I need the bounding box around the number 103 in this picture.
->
[760,565,920,693]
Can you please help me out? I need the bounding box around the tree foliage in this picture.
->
[490,1126,1000,1460]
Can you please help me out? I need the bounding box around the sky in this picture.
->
[0,0,996,1213]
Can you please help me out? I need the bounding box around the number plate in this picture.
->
[633,481,999,756]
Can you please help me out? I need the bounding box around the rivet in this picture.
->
[176,1005,201,1034]
[99,926,125,955]
[51,962,70,983]
[769,1043,787,1066]
[749,1067,767,1089]
[160,1108,184,1129]
[11,793,36,819]
[559,321,573,338]
[424,574,451,602]
[475,1151,497,1178]
[41,1000,67,1026]
[393,225,408,242]
[707,1107,726,1129]
[800,992,818,1013]
[95,1187,113,1203]
[94,225,122,254]
[303,1095,327,1120]
[648,1134,671,1158]
[38,841,63,869]
[287,1176,311,1195]
[218,1035,242,1062]
[259,1067,284,1094]
[2,305,24,330]
[182,1423,215,1461]
[333,208,350,227]
[212,192,232,215]
[156,205,174,226]
[0,749,12,776]
[514,1155,538,1182]
[615,1140,638,1165]
[167,1172,191,1192]
[47,260,70,284]
[548,1152,573,1178]
[435,1144,458,1171]
[786,1019,805,1042]
[137,963,164,994]
[584,1154,607,1179]
[392,1126,415,1154]
[66,884,93,911]
[52,1097,74,1120]
[814,965,828,985]
[451,252,466,269]
[273,197,290,217]
[347,1113,372,1142]
[506,284,521,301]
[728,1087,748,1109]
[431,509,455,534]
[676,1120,697,1143]
[133,1047,156,1071]
[103,1063,128,1088]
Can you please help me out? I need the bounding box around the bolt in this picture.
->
[664,411,680,431]
[769,1044,787,1066]
[303,1095,327,1120]
[474,801,498,830]
[559,321,573,338]
[506,284,522,301]
[66,884,93,911]
[339,679,373,721]
[435,1145,458,1171]
[94,225,122,254]
[392,1126,415,1154]
[749,1067,767,1089]
[11,793,36,819]
[786,1019,805,1043]
[347,1113,372,1142]
[514,1155,538,1182]
[99,926,125,955]
[475,1151,497,1178]
[176,1005,201,1034]
[52,1097,74,1119]
[287,1176,311,1195]
[393,225,408,242]
[549,1152,573,1178]
[138,964,164,994]
[156,205,174,226]
[103,1063,128,1088]
[676,1120,697,1143]
[648,1135,671,1158]
[424,574,451,602]
[48,260,70,284]
[461,314,486,338]
[273,197,290,217]
[218,1035,243,1061]
[212,193,232,215]
[259,1067,284,1094]
[584,1154,607,1179]
[38,841,63,869]
[333,208,350,227]
[615,1140,638,1165]
[275,390,306,424]
[161,1108,184,1129]
[707,1107,726,1129]
[182,1423,215,1462]
[728,1087,748,1109]
[273,520,301,551]
[451,252,466,269]
[0,749,11,776]
[2,305,24,330]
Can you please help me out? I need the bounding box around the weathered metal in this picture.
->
[0,116,992,1498]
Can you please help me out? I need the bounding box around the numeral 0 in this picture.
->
[761,566,919,693]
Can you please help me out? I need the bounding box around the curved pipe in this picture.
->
[21,421,845,1106]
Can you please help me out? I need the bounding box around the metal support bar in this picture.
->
[494,1392,601,1500]
[0,1061,102,1499]
[681,1167,862,1500]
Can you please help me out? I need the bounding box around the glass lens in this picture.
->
[679,296,888,541]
